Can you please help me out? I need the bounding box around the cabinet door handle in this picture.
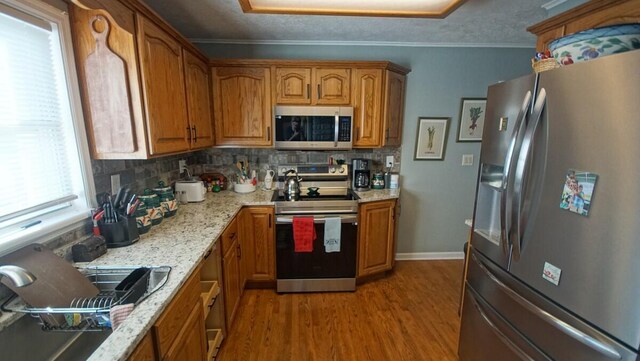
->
[385,128,390,141]
[237,244,241,258]
[229,232,236,240]
[267,126,271,141]
[204,248,212,259]
[187,126,193,143]
[317,84,321,100]
[306,84,311,99]
[355,126,360,141]
[192,126,197,143]
[269,213,272,228]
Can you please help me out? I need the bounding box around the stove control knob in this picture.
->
[329,167,336,174]
[338,167,345,174]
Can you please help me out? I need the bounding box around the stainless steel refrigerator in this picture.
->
[459,49,640,361]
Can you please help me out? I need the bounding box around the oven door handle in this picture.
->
[276,215,358,224]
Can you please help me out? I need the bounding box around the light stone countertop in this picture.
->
[79,188,398,361]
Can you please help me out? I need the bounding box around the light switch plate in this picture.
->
[462,154,474,166]
[178,159,187,173]
[386,155,394,168]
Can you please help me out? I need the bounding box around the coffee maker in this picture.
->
[351,158,370,191]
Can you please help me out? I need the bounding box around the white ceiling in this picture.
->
[144,0,549,47]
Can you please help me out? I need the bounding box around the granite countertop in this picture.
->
[79,188,399,361]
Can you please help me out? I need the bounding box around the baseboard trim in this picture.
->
[395,252,464,260]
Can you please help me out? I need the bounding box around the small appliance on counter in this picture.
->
[351,158,370,191]
[174,179,206,202]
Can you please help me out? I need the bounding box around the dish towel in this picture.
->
[324,217,341,253]
[110,303,134,330]
[293,217,315,252]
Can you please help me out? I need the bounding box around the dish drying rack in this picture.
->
[1,265,171,332]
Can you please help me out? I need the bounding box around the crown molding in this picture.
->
[190,38,535,49]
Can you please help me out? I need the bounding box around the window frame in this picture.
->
[0,0,95,256]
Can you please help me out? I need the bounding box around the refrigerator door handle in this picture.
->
[500,91,532,256]
[467,288,537,361]
[472,253,622,360]
[511,88,547,260]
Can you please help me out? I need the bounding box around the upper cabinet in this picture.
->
[183,50,215,149]
[528,0,640,51]
[69,0,214,159]
[275,67,351,105]
[211,67,272,147]
[352,68,408,148]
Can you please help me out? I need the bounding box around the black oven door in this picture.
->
[275,214,357,280]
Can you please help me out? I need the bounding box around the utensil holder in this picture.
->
[99,215,140,248]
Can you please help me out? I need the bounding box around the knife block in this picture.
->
[99,215,140,248]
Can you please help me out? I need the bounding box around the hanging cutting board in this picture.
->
[0,244,99,308]
[85,15,136,154]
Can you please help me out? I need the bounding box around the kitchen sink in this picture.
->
[0,265,171,360]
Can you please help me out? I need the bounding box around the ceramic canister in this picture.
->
[371,172,385,189]
[139,189,163,225]
[153,181,178,218]
[134,201,152,234]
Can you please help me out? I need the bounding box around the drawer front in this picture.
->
[220,216,238,256]
[154,268,201,358]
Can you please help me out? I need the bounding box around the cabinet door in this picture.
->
[275,67,312,104]
[241,207,275,282]
[212,67,272,146]
[127,333,156,361]
[382,71,406,147]
[353,68,383,148]
[358,200,396,277]
[314,68,351,105]
[137,15,190,155]
[165,302,207,361]
[222,240,241,329]
[183,50,214,149]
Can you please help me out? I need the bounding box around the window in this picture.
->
[0,0,94,255]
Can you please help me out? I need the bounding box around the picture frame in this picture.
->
[414,117,449,160]
[457,98,487,142]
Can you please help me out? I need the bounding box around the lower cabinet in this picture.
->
[222,236,242,330]
[240,207,275,282]
[152,267,206,361]
[357,199,397,277]
[128,333,156,361]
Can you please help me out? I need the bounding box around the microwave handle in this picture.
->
[334,112,339,147]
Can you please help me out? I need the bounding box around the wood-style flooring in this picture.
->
[217,260,464,361]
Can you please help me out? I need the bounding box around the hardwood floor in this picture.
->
[217,260,464,361]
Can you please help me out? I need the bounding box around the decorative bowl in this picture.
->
[549,23,640,66]
[233,182,256,194]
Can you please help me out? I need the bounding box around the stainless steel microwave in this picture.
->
[273,106,353,150]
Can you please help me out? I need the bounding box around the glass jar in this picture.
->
[153,181,178,218]
[139,189,163,225]
[371,172,385,189]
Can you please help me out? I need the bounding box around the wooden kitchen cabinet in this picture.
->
[211,67,273,146]
[275,67,312,104]
[357,200,397,277]
[353,68,383,147]
[137,14,190,155]
[153,266,205,360]
[240,207,275,283]
[222,236,242,329]
[128,333,156,361]
[183,50,215,149]
[528,0,640,51]
[382,70,407,147]
[275,67,351,105]
[69,0,213,159]
[353,69,407,148]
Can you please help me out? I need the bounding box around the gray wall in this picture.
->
[198,44,533,253]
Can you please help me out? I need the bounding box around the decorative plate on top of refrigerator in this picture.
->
[559,169,598,216]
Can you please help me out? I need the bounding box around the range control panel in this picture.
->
[278,164,348,177]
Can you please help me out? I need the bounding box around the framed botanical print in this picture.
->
[457,98,487,142]
[414,117,449,160]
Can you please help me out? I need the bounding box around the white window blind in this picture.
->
[0,0,93,251]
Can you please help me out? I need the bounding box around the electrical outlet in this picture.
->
[178,160,187,173]
[385,155,395,168]
[110,174,121,195]
[462,154,474,166]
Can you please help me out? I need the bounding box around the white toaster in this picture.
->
[175,180,206,202]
